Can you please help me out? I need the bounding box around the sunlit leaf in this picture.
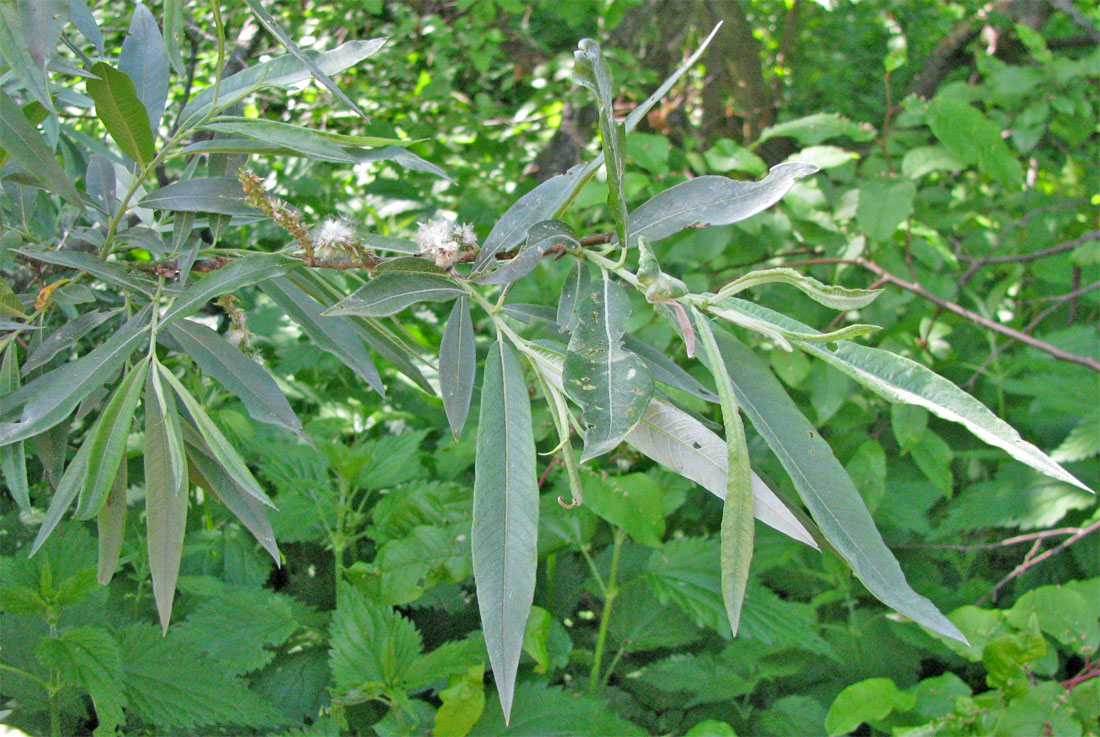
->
[118,3,170,131]
[324,272,463,318]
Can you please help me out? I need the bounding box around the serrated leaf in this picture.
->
[0,346,29,510]
[35,626,125,735]
[713,267,883,310]
[477,220,579,285]
[472,338,539,721]
[324,272,463,318]
[1051,409,1099,463]
[563,275,654,462]
[695,312,753,636]
[96,468,128,585]
[164,319,303,436]
[709,326,964,641]
[329,583,423,695]
[0,88,82,207]
[161,253,299,328]
[724,298,1091,492]
[86,62,155,165]
[261,275,386,396]
[138,176,262,216]
[0,307,150,447]
[175,587,300,675]
[118,3,169,132]
[626,163,817,247]
[474,680,646,736]
[440,297,475,439]
[0,1,53,111]
[75,356,149,519]
[145,367,188,633]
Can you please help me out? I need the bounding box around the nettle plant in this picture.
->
[0,5,1092,728]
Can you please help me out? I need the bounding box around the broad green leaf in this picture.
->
[1051,409,1099,463]
[138,177,262,216]
[724,298,1092,492]
[520,605,552,673]
[0,277,23,318]
[440,297,475,439]
[929,93,1022,187]
[175,587,299,676]
[198,117,361,163]
[261,275,386,396]
[825,678,915,736]
[117,3,169,131]
[709,327,964,641]
[472,338,539,722]
[563,274,654,462]
[857,176,916,243]
[574,39,629,247]
[145,367,188,633]
[0,346,29,510]
[14,247,156,296]
[29,412,95,555]
[435,664,486,737]
[556,260,591,333]
[96,469,128,585]
[473,681,646,736]
[901,145,965,178]
[1006,582,1100,652]
[75,355,149,519]
[695,312,753,636]
[35,626,125,735]
[164,320,303,437]
[329,583,423,695]
[86,62,155,165]
[476,219,580,285]
[160,253,299,328]
[757,112,876,146]
[158,366,274,508]
[324,272,463,318]
[0,88,81,207]
[184,424,279,563]
[581,470,666,548]
[163,0,185,75]
[0,308,150,447]
[712,267,883,310]
[243,0,373,121]
[472,24,721,270]
[180,39,386,127]
[627,163,818,247]
[0,1,53,111]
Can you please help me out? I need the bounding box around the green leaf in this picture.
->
[138,176,262,216]
[556,261,591,333]
[857,175,916,243]
[581,470,666,548]
[0,88,82,207]
[472,338,539,721]
[521,605,552,673]
[562,274,654,462]
[901,145,965,178]
[473,681,646,736]
[145,366,189,633]
[329,583,422,696]
[242,0,374,122]
[929,93,1022,187]
[75,356,149,519]
[721,298,1091,492]
[712,267,883,311]
[709,327,965,641]
[163,0,186,75]
[825,678,915,736]
[1006,581,1100,653]
[695,312,753,636]
[262,275,386,396]
[69,0,102,55]
[1051,409,1100,463]
[0,308,150,447]
[0,1,53,111]
[324,272,464,318]
[476,219,580,285]
[574,39,629,247]
[705,139,768,176]
[161,253,299,328]
[198,117,362,163]
[28,429,94,556]
[440,297,476,439]
[622,333,719,403]
[22,309,119,374]
[117,3,170,131]
[96,469,128,585]
[86,62,155,165]
[35,626,126,735]
[180,39,386,127]
[14,247,157,297]
[164,319,303,437]
[757,112,876,146]
[627,163,817,247]
[0,346,29,510]
[434,664,486,737]
[175,587,300,676]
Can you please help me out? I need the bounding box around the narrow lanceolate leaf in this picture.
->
[476,220,580,285]
[160,254,299,328]
[574,40,629,247]
[523,345,816,547]
[440,297,475,439]
[30,425,95,556]
[0,308,150,447]
[144,369,188,633]
[473,339,539,723]
[0,347,30,510]
[262,275,386,396]
[86,62,155,166]
[694,311,753,636]
[0,88,82,208]
[627,163,818,247]
[0,2,52,111]
[726,298,1093,493]
[713,267,884,311]
[324,272,463,318]
[163,0,186,75]
[621,334,719,404]
[15,247,156,296]
[75,356,150,520]
[97,466,128,585]
[164,320,303,437]
[117,3,170,131]
[242,0,373,121]
[556,261,591,333]
[563,275,654,462]
[199,118,360,163]
[23,310,119,375]
[147,363,186,498]
[158,366,275,509]
[710,327,965,641]
[138,177,262,216]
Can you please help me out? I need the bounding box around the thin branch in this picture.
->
[980,518,1100,604]
[960,230,1100,287]
[893,525,1089,551]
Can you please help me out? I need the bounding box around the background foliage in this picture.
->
[1,1,1098,736]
